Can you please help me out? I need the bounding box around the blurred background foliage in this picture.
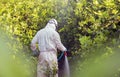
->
[0,29,37,77]
[0,0,120,77]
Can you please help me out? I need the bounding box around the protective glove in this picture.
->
[64,51,67,56]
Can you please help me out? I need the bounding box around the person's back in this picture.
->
[36,26,58,53]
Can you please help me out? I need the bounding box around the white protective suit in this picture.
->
[31,19,67,77]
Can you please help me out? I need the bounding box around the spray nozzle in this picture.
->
[64,51,67,56]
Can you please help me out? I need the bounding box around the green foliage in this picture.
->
[0,0,120,76]
[0,0,56,45]
[71,39,120,77]
[79,36,92,49]
[0,29,37,77]
[1,0,119,53]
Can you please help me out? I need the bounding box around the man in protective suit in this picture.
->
[31,19,67,77]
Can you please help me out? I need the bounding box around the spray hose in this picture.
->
[58,51,67,61]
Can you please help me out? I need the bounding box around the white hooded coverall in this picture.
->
[31,19,67,77]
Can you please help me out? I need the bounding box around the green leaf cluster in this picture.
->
[0,0,120,71]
